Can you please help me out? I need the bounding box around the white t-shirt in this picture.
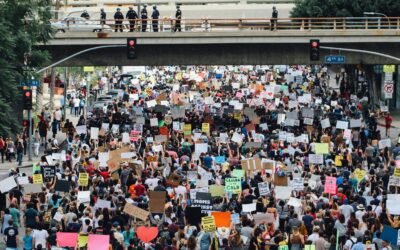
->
[174,185,187,198]
[33,229,49,248]
[54,110,62,121]
[145,178,159,190]
[73,98,80,108]
[339,204,354,222]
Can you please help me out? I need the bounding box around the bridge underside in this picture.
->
[42,43,400,66]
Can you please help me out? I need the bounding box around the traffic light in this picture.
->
[23,89,32,110]
[127,38,137,59]
[310,39,320,61]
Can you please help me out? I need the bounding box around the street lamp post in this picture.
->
[363,12,391,29]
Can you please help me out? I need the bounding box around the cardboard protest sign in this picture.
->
[0,177,17,193]
[191,192,212,214]
[241,158,262,171]
[274,173,288,186]
[211,212,231,228]
[23,184,42,194]
[201,216,216,232]
[78,173,89,186]
[324,176,337,194]
[253,213,275,225]
[209,185,225,197]
[149,191,166,213]
[225,178,242,194]
[124,203,149,221]
[258,182,270,196]
[54,180,70,193]
[33,174,43,184]
[287,197,302,207]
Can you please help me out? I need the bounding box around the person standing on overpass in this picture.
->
[141,5,148,32]
[100,8,106,25]
[114,8,124,32]
[271,6,278,31]
[126,6,138,32]
[151,6,160,32]
[174,5,182,32]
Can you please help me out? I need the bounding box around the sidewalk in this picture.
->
[0,113,79,170]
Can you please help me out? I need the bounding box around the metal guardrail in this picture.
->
[51,17,400,33]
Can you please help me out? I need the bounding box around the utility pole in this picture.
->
[63,67,68,121]
[50,68,55,111]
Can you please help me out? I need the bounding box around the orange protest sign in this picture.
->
[211,211,231,228]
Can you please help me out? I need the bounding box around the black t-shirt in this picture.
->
[5,226,18,248]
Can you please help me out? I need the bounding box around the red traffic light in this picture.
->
[311,41,319,48]
[129,40,135,46]
[25,91,31,97]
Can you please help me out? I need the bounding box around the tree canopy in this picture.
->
[0,0,53,136]
[291,0,400,17]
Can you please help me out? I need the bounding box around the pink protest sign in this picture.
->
[324,176,337,194]
[235,92,243,98]
[88,234,110,250]
[130,130,140,142]
[56,232,78,247]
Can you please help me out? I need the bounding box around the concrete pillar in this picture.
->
[397,65,400,109]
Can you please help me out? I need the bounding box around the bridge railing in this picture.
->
[51,17,400,33]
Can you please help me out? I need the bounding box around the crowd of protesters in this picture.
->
[0,65,399,250]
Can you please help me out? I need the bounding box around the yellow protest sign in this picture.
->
[183,124,192,135]
[315,143,329,154]
[394,168,400,177]
[202,123,210,134]
[83,66,94,72]
[383,65,395,73]
[33,174,43,184]
[78,173,89,186]
[201,216,216,232]
[354,169,366,183]
[78,235,88,248]
[334,155,343,167]
[234,113,241,121]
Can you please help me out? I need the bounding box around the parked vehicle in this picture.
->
[51,17,112,32]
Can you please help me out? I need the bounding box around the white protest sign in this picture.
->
[309,154,323,164]
[321,118,331,129]
[336,120,348,130]
[258,182,270,196]
[77,191,91,203]
[122,132,130,144]
[379,139,391,149]
[0,177,17,193]
[242,203,257,213]
[96,199,111,209]
[231,132,242,143]
[350,119,362,128]
[287,197,302,207]
[98,152,109,167]
[274,186,292,200]
[90,127,99,140]
[195,143,208,154]
[150,118,158,127]
[76,125,87,134]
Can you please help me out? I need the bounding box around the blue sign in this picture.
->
[19,80,40,87]
[325,55,346,64]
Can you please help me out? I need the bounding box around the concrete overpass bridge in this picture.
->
[43,17,400,66]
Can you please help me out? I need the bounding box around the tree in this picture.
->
[0,0,53,136]
[291,0,400,17]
